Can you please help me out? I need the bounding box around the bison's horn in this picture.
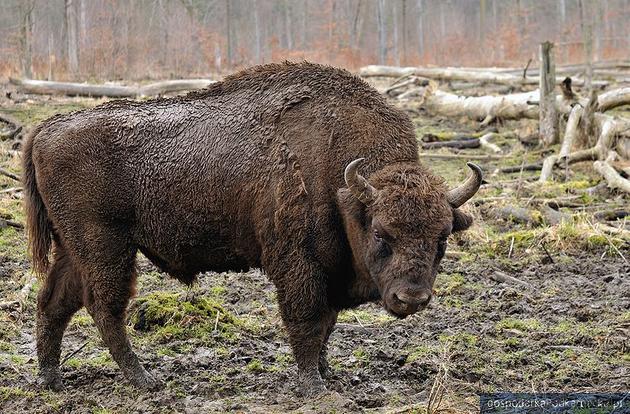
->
[344,158,377,205]
[447,162,483,208]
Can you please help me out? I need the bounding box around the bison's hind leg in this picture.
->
[36,246,84,391]
[80,237,160,390]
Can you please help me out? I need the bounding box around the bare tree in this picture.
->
[1,0,629,80]
[416,0,424,59]
[65,0,79,74]
[226,0,232,67]
[393,1,400,66]
[254,0,262,64]
[377,0,386,64]
[401,0,407,65]
[19,0,35,78]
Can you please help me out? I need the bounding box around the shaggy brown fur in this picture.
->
[23,61,476,395]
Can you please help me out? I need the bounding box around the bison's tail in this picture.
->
[22,128,52,276]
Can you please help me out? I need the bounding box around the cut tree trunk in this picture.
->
[9,78,215,98]
[558,105,583,160]
[539,42,559,146]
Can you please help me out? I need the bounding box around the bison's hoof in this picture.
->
[297,373,327,398]
[38,372,64,392]
[128,369,163,391]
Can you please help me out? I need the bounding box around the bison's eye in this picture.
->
[373,230,392,258]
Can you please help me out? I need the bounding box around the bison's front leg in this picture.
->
[281,308,336,397]
[274,268,336,397]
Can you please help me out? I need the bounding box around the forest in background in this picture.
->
[1,0,630,81]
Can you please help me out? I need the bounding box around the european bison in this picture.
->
[23,62,481,395]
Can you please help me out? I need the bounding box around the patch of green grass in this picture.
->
[9,354,26,365]
[246,358,266,372]
[496,318,542,332]
[337,308,391,325]
[41,390,65,411]
[438,332,479,347]
[273,352,294,370]
[210,286,227,297]
[70,310,93,327]
[441,296,464,308]
[406,344,437,364]
[64,358,83,369]
[0,386,35,404]
[129,291,239,344]
[434,272,466,296]
[156,347,177,357]
[66,351,114,368]
[536,180,593,199]
[352,347,370,364]
[91,409,113,414]
[0,340,16,353]
[2,101,98,127]
[550,319,613,346]
[0,226,27,262]
[0,314,17,341]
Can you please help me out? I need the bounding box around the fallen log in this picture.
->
[0,218,24,230]
[421,138,480,150]
[540,204,571,225]
[597,87,630,112]
[359,65,609,87]
[418,152,506,160]
[420,84,539,121]
[9,78,216,98]
[594,160,630,193]
[498,163,543,173]
[479,132,502,153]
[494,205,542,226]
[0,113,23,141]
[418,85,589,123]
[594,209,629,221]
[0,168,20,181]
[383,76,429,97]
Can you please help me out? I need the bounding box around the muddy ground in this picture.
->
[0,85,628,414]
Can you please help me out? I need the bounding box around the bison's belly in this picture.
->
[138,240,256,285]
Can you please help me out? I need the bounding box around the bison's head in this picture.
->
[337,159,481,318]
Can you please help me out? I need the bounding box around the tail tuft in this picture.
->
[22,130,52,275]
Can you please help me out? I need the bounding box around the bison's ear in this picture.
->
[452,209,473,233]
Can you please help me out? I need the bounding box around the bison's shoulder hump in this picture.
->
[186,61,384,106]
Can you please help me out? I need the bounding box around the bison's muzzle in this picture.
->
[386,287,432,318]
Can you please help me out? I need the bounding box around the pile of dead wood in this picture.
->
[361,54,630,194]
